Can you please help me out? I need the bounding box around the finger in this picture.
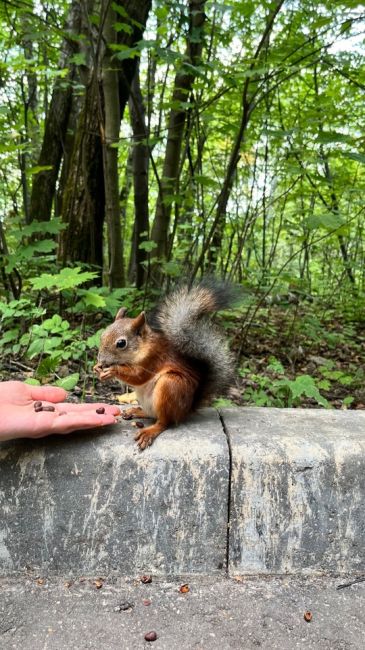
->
[49,402,120,416]
[50,412,117,435]
[29,385,68,403]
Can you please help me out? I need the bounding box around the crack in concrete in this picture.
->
[217,408,232,576]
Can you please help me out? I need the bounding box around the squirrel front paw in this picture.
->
[93,363,116,381]
[93,363,103,376]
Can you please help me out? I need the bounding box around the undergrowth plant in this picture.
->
[239,357,329,408]
[0,264,144,386]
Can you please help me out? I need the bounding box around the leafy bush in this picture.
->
[240,357,329,408]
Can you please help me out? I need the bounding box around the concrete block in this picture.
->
[224,407,365,575]
[0,408,229,576]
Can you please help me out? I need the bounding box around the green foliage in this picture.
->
[29,268,99,292]
[0,269,137,384]
[54,373,80,391]
[240,357,329,408]
[213,397,237,408]
[0,0,364,402]
[273,376,329,408]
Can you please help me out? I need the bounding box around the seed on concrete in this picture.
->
[141,575,152,584]
[144,631,157,642]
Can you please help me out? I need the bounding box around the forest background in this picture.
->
[0,0,364,410]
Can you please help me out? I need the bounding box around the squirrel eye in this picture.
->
[116,338,127,349]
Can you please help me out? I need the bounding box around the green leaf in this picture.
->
[0,328,20,346]
[36,356,60,378]
[29,267,98,291]
[81,292,106,308]
[24,378,41,386]
[275,375,328,407]
[114,22,133,35]
[316,131,352,145]
[27,165,54,175]
[338,375,354,386]
[86,330,103,348]
[307,212,344,231]
[27,339,45,359]
[70,52,87,66]
[317,379,331,390]
[343,152,365,164]
[213,398,237,408]
[194,174,219,188]
[55,373,80,391]
[112,2,128,18]
[291,375,328,407]
[343,396,355,406]
[267,356,285,374]
[139,240,157,252]
[111,45,139,60]
[12,218,65,238]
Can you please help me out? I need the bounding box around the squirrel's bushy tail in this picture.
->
[155,280,236,401]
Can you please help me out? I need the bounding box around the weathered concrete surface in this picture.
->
[223,408,365,575]
[0,409,229,576]
[1,574,365,649]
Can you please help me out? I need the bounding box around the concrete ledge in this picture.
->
[0,409,229,576]
[224,408,365,575]
[1,407,365,577]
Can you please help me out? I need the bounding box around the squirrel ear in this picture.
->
[132,311,146,333]
[115,307,127,320]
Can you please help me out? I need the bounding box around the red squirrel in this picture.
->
[94,281,235,450]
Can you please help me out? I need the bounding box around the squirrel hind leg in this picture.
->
[134,372,196,450]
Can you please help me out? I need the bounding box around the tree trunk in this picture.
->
[102,0,124,288]
[150,0,206,280]
[128,63,149,288]
[20,5,39,223]
[59,0,151,278]
[59,79,105,271]
[28,0,82,223]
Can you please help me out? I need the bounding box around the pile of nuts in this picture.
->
[33,402,106,415]
[33,401,55,413]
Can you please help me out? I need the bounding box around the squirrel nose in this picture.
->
[97,353,114,369]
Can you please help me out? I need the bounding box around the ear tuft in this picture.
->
[132,311,146,332]
[115,307,127,321]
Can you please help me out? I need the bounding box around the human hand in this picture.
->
[0,381,120,441]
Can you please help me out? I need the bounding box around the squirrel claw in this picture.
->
[99,367,115,381]
[93,363,114,380]
[93,363,103,375]
[134,424,163,450]
[135,432,154,450]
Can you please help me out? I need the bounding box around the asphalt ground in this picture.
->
[1,574,364,649]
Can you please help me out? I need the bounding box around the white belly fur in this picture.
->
[135,379,157,417]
